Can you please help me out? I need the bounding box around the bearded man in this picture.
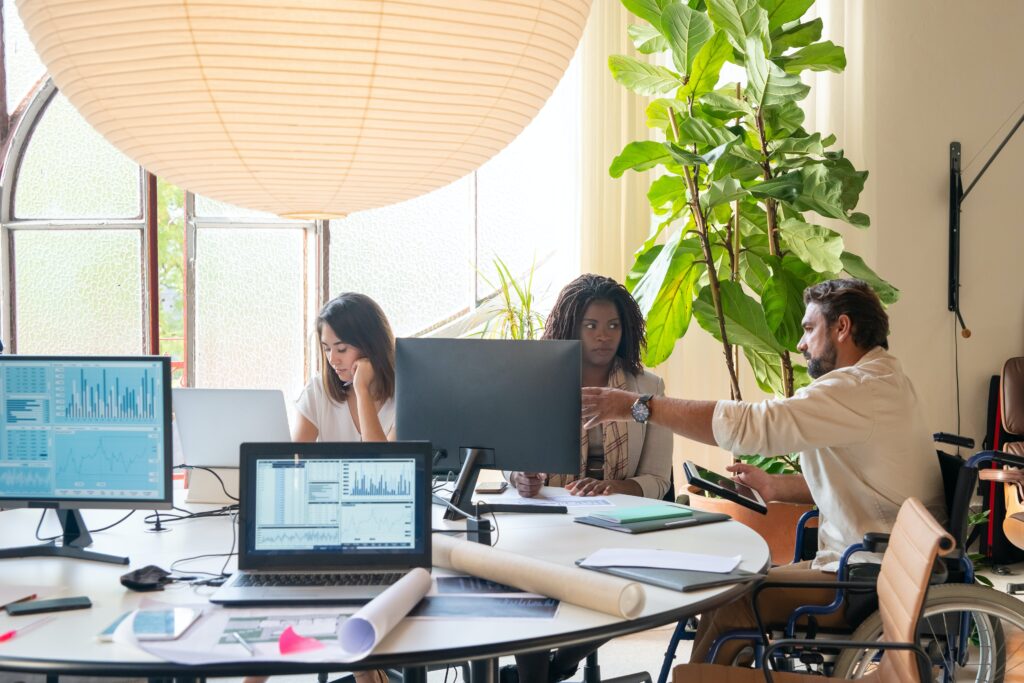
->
[581,278,946,665]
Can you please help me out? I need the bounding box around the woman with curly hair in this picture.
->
[509,273,672,501]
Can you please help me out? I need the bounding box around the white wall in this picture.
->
[667,1,1024,473]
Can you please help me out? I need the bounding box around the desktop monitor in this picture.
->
[0,355,172,564]
[395,338,581,516]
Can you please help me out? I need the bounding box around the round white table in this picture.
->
[0,486,770,681]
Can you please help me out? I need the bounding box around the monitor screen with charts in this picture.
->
[238,441,431,571]
[0,356,172,509]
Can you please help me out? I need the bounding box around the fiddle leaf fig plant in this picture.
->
[613,0,898,417]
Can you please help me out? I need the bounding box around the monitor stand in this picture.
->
[444,447,496,520]
[0,509,129,565]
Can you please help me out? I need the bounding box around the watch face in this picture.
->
[631,398,650,423]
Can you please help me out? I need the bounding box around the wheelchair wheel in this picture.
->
[833,583,1024,682]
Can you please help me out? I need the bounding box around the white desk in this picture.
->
[0,488,770,680]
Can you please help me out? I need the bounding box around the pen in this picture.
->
[233,631,256,656]
[0,615,55,643]
[664,519,694,527]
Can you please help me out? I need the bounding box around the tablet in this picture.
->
[683,460,768,514]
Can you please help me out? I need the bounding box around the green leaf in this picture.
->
[777,41,847,74]
[770,18,822,54]
[693,280,786,353]
[757,0,814,31]
[679,30,732,99]
[628,24,670,54]
[744,36,810,107]
[610,141,673,177]
[711,142,763,181]
[840,252,900,305]
[645,258,703,365]
[771,132,834,157]
[702,177,749,210]
[749,171,802,202]
[662,3,714,73]
[630,235,705,366]
[648,174,688,211]
[699,91,754,119]
[823,153,868,212]
[790,164,867,225]
[676,115,740,149]
[762,101,805,138]
[706,0,769,50]
[778,217,844,273]
[622,0,671,26]
[739,251,772,293]
[666,142,707,166]
[744,346,788,395]
[626,243,664,292]
[609,55,682,95]
[646,98,689,130]
[761,261,806,349]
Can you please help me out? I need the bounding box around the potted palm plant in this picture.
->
[609,0,898,562]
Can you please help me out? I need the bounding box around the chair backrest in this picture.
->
[875,497,955,683]
[1002,357,1024,455]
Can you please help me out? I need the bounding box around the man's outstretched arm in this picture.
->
[582,386,718,445]
[582,387,813,505]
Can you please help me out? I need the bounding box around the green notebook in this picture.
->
[591,504,693,524]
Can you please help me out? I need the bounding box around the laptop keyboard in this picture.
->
[236,572,405,588]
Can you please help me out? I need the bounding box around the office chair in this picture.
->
[668,496,951,683]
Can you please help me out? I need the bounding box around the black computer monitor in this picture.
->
[0,355,173,564]
[395,338,580,517]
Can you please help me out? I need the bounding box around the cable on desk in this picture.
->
[174,464,239,501]
[33,508,136,542]
[143,504,237,527]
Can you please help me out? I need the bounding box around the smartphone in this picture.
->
[475,481,508,494]
[97,608,201,642]
[6,596,91,616]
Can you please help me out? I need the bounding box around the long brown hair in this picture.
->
[316,293,396,404]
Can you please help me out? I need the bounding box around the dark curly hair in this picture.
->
[803,278,889,350]
[542,274,646,376]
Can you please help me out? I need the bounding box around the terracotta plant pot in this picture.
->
[686,493,815,566]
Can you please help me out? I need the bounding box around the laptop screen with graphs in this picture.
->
[0,356,172,508]
[238,442,431,570]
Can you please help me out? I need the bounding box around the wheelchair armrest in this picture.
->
[862,531,890,553]
[750,580,876,640]
[933,431,975,449]
[762,638,931,683]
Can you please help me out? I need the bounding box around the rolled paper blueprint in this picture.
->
[338,566,433,659]
[432,534,645,619]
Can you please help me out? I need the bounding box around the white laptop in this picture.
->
[210,441,432,606]
[172,388,291,502]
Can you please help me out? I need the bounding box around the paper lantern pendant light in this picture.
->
[16,1,592,218]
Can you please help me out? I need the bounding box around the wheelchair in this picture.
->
[655,439,1024,683]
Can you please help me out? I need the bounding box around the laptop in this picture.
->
[172,388,291,468]
[211,441,432,606]
[173,388,291,503]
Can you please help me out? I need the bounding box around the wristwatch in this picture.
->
[631,394,654,423]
